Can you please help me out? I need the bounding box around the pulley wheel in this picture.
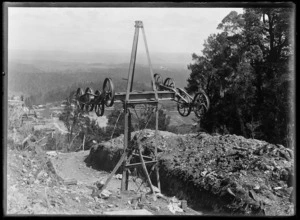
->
[193,90,210,118]
[177,88,192,117]
[95,102,105,117]
[76,88,84,110]
[103,78,115,107]
[90,90,101,111]
[164,77,175,89]
[154,73,163,91]
[84,87,94,112]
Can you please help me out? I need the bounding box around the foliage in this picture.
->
[186,7,294,147]
[107,105,171,139]
[8,103,24,131]
[58,97,89,151]
[138,107,171,131]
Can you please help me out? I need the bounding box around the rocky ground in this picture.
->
[86,129,295,216]
[6,101,295,216]
[6,139,202,215]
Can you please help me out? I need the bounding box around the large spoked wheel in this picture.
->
[76,88,84,110]
[193,91,210,118]
[103,78,115,107]
[176,88,192,117]
[164,77,175,89]
[154,73,163,91]
[95,102,105,117]
[84,87,94,112]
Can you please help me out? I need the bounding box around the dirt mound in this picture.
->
[85,129,177,172]
[86,130,294,216]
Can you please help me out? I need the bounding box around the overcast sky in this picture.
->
[8,7,243,55]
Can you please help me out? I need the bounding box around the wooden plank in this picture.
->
[155,109,161,191]
[132,153,153,160]
[99,150,127,194]
[141,24,158,100]
[125,160,157,168]
[64,179,77,185]
[138,143,157,200]
[114,91,175,102]
[125,21,140,101]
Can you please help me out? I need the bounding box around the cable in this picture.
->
[110,109,124,141]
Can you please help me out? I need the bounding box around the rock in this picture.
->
[46,151,57,157]
[114,174,122,180]
[27,177,35,185]
[94,180,105,190]
[139,194,147,203]
[64,179,78,185]
[137,203,145,209]
[147,204,160,212]
[249,190,259,201]
[253,185,260,191]
[37,170,46,180]
[181,200,187,211]
[107,204,114,208]
[264,191,277,201]
[103,209,153,215]
[101,189,112,199]
[260,184,269,191]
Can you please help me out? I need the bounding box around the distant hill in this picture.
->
[7,50,193,104]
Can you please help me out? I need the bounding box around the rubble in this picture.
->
[86,130,294,216]
[103,209,153,215]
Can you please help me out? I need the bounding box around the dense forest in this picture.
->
[186,8,294,148]
[9,61,188,106]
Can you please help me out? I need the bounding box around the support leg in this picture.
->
[121,109,131,191]
[121,164,127,192]
[99,151,127,194]
[138,143,157,201]
[155,107,161,191]
[156,165,161,191]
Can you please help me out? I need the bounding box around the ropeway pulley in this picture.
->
[71,21,210,198]
[73,75,209,119]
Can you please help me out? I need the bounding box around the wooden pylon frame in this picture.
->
[98,21,161,199]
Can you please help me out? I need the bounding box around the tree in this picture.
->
[59,97,88,151]
[186,7,294,147]
[107,105,171,140]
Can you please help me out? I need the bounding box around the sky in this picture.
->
[8,7,243,55]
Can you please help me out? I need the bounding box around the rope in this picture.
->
[135,105,154,141]
[110,109,124,141]
[135,163,156,193]
[133,106,141,131]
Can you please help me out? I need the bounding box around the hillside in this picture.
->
[6,96,294,216]
[8,56,190,104]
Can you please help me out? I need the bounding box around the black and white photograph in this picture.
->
[4,2,295,216]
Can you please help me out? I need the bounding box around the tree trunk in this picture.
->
[236,106,247,138]
[82,134,85,151]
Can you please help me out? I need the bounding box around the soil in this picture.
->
[86,129,295,216]
[6,102,294,216]
[6,139,201,215]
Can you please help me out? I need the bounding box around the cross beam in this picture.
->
[114,91,175,104]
